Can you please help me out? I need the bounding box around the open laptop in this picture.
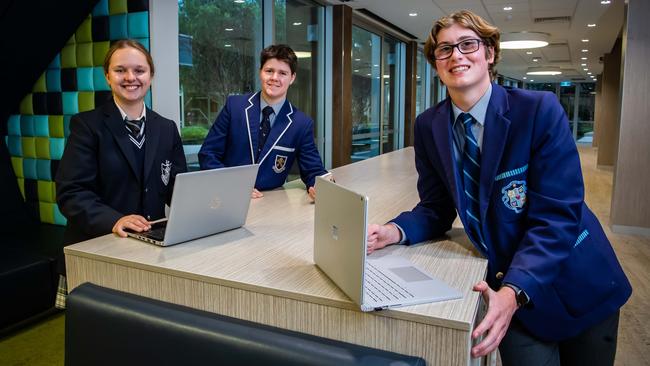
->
[314,177,462,311]
[127,164,259,246]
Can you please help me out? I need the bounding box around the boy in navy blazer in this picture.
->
[367,10,630,365]
[199,44,328,200]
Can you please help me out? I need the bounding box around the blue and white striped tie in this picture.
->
[460,113,486,252]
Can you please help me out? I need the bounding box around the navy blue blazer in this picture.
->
[198,92,327,190]
[392,84,631,341]
[56,101,187,245]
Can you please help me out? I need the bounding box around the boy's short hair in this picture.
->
[260,44,298,74]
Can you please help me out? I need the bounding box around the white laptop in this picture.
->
[127,164,259,246]
[314,177,462,311]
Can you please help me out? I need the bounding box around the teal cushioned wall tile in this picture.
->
[61,44,77,68]
[48,54,61,69]
[34,115,49,136]
[145,90,152,108]
[50,138,65,160]
[93,67,110,90]
[54,205,67,225]
[20,115,35,136]
[93,0,109,16]
[135,38,149,50]
[62,92,79,114]
[23,158,37,180]
[109,14,128,40]
[37,159,51,180]
[76,17,93,43]
[127,12,149,38]
[109,0,127,14]
[8,115,21,135]
[46,70,62,92]
[76,42,94,67]
[64,115,72,137]
[77,67,94,91]
[7,135,22,156]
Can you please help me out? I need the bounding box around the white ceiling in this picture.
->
[326,0,625,83]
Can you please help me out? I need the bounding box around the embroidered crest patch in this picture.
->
[273,154,288,173]
[501,180,527,213]
[161,160,171,186]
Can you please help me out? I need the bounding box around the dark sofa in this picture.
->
[66,283,427,366]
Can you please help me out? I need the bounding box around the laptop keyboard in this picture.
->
[364,262,415,303]
[144,226,166,241]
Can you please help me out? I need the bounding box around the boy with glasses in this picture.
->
[366,10,630,366]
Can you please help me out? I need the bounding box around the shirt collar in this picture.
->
[114,98,147,121]
[260,97,285,117]
[450,83,492,126]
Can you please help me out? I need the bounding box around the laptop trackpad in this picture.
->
[388,266,432,282]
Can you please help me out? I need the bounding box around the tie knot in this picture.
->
[125,117,144,136]
[262,106,274,118]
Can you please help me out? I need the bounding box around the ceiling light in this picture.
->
[526,51,533,55]
[354,58,361,61]
[354,69,359,72]
[234,0,245,3]
[581,57,588,60]
[383,74,390,78]
[582,39,589,42]
[504,6,513,11]
[532,58,540,62]
[584,68,588,71]
[581,63,587,66]
[587,23,596,27]
[601,1,611,4]
[225,28,234,31]
[292,22,302,26]
[295,51,311,58]
[587,72,592,75]
[530,79,535,82]
[409,13,418,17]
[224,44,232,47]
[500,32,549,49]
[366,73,371,76]
[581,49,588,52]
[523,77,527,80]
[526,66,562,76]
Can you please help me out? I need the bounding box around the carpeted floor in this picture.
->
[0,313,65,366]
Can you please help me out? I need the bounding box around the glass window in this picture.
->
[381,36,404,155]
[351,26,381,162]
[415,50,426,116]
[577,83,596,142]
[559,84,576,121]
[178,0,262,169]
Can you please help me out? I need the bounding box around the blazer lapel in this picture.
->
[479,85,511,223]
[258,100,293,165]
[103,101,139,181]
[431,100,463,213]
[143,109,160,184]
[244,93,261,164]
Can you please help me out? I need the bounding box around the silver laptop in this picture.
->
[314,177,462,311]
[127,164,259,246]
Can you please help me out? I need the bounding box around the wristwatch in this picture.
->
[501,283,530,308]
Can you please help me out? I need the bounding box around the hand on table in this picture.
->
[366,223,401,254]
[251,188,264,199]
[113,214,151,238]
[470,281,518,358]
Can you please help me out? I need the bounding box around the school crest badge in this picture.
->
[161,160,171,186]
[273,154,288,173]
[501,180,526,213]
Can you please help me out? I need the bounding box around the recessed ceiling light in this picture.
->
[526,51,533,55]
[373,64,379,67]
[234,0,245,3]
[581,57,588,60]
[523,77,527,79]
[530,79,535,82]
[587,23,596,27]
[366,73,371,76]
[503,6,513,11]
[354,58,361,61]
[583,68,589,71]
[225,28,234,31]
[292,22,302,26]
[224,44,232,47]
[581,63,587,66]
[354,69,359,72]
[582,39,589,42]
[527,66,562,76]
[581,49,589,52]
[409,13,418,17]
[601,1,611,4]
[587,72,592,75]
[533,58,539,62]
[501,32,549,49]
[383,74,390,78]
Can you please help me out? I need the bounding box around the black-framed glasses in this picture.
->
[433,39,483,60]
